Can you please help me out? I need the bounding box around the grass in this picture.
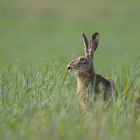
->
[0,0,140,139]
[0,61,140,140]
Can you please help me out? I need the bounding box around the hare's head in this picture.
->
[67,32,99,73]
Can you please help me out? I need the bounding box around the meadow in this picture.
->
[0,0,140,139]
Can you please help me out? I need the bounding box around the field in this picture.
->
[0,0,140,140]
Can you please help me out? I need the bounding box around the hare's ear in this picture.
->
[89,32,99,56]
[81,33,89,56]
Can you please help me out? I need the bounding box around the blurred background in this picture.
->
[0,0,140,71]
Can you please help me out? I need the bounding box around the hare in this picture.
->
[67,32,114,108]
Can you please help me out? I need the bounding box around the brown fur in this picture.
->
[67,32,114,108]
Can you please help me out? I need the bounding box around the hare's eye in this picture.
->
[80,57,85,62]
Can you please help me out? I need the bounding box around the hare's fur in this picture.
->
[67,32,114,108]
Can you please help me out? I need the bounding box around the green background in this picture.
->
[0,0,140,140]
[1,0,140,68]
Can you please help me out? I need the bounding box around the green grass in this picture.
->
[0,62,140,140]
[0,0,140,139]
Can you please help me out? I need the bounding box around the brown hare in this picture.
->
[67,32,114,108]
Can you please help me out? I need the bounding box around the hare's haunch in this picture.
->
[67,32,114,108]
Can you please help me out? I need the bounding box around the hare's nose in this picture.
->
[67,66,71,70]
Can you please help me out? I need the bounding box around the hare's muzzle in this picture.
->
[67,66,70,70]
[67,65,72,72]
